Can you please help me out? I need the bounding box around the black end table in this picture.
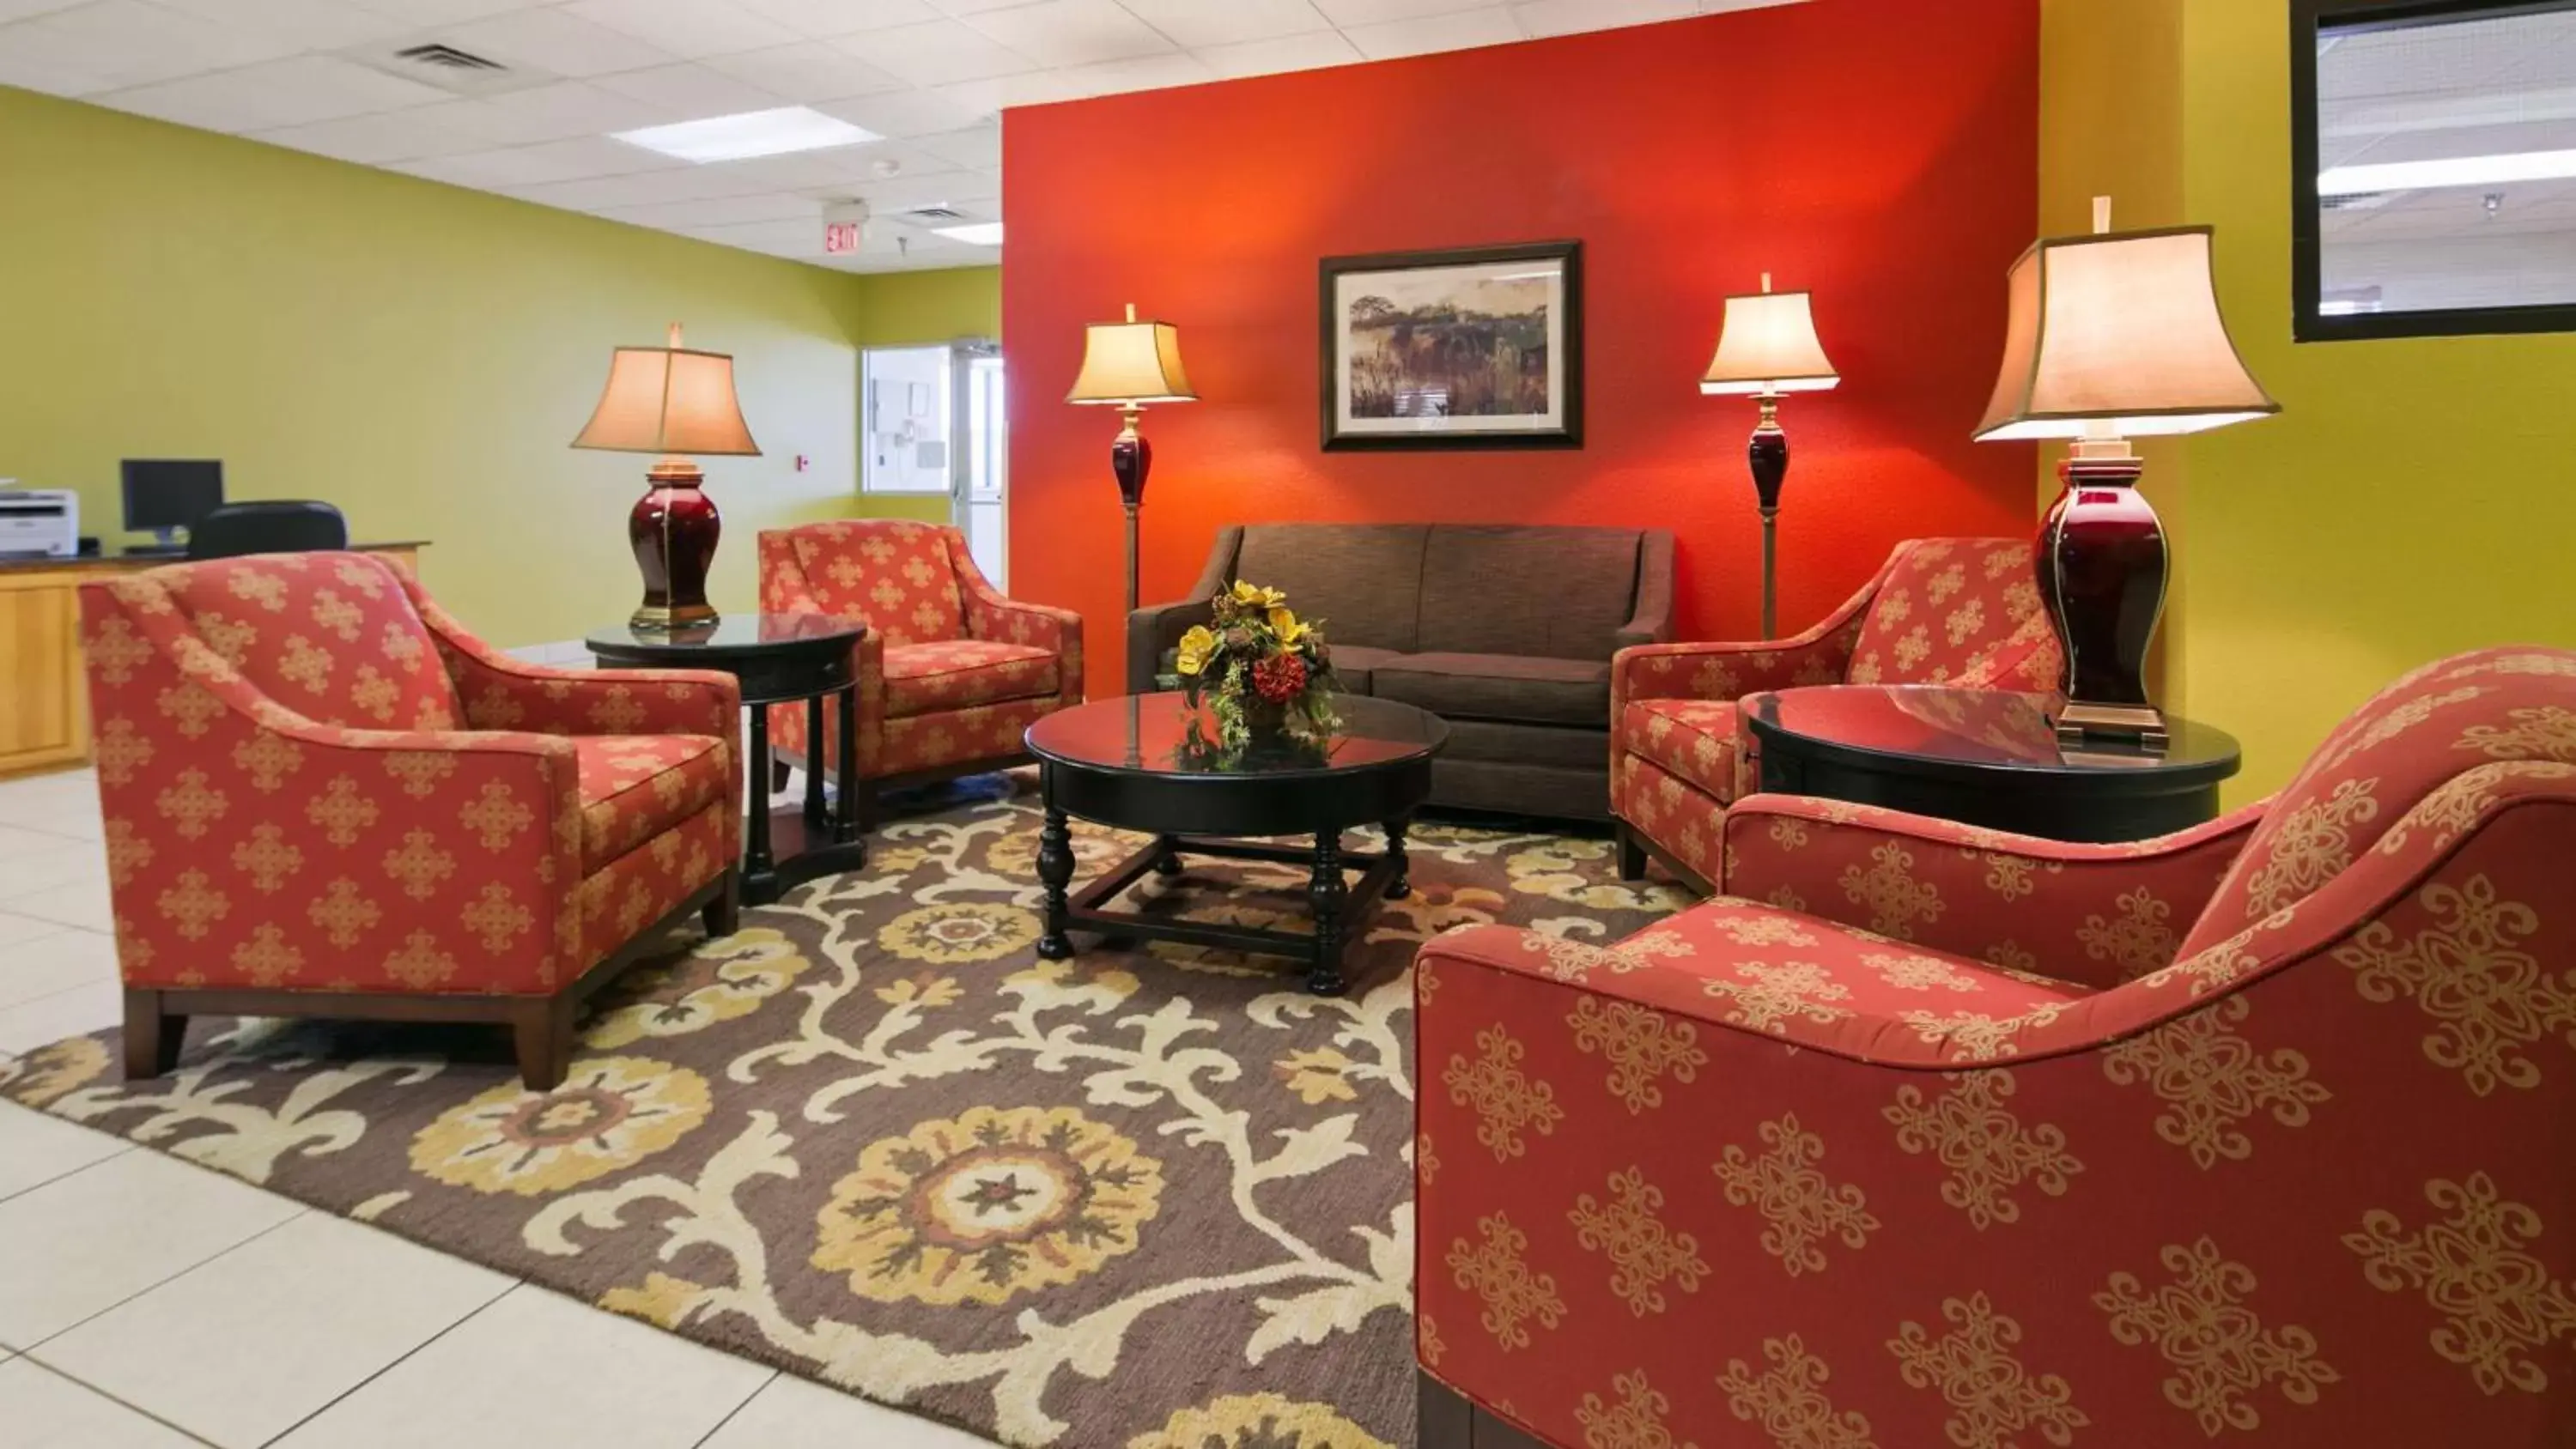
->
[586,613,869,905]
[1024,693,1448,996]
[1743,685,2241,844]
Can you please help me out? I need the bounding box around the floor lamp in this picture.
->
[1700,276,1838,638]
[1066,304,1197,615]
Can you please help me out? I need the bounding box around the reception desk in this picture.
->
[0,543,425,779]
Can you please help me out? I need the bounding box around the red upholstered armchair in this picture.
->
[1611,537,2061,890]
[80,553,740,1089]
[1418,646,2576,1449]
[757,520,1081,820]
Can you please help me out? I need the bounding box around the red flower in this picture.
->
[1251,652,1309,704]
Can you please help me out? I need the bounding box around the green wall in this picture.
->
[0,84,999,646]
[2040,1,2576,798]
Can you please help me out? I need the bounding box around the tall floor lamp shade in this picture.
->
[1066,304,1196,615]
[572,323,761,632]
[1702,276,1838,638]
[1975,197,2278,749]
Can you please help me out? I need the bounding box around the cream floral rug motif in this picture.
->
[0,773,1682,1449]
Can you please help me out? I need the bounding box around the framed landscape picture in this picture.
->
[1319,240,1583,451]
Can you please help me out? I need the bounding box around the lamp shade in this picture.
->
[572,325,761,456]
[1066,305,1196,406]
[1974,226,2278,441]
[1700,288,1839,396]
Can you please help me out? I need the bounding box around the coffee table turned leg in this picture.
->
[1307,832,1349,996]
[744,700,777,901]
[1384,818,1412,899]
[1036,805,1075,960]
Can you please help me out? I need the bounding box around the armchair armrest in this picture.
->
[947,532,1084,699]
[408,587,739,739]
[1609,571,1877,716]
[1720,793,2270,990]
[1610,530,1677,650]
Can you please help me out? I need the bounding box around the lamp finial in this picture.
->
[1760,271,1773,294]
[2091,196,2112,234]
[1123,301,1136,323]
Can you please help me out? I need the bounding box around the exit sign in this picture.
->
[824,221,863,255]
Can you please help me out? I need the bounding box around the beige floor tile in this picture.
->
[0,776,104,841]
[0,928,119,1011]
[3,872,116,931]
[0,822,79,864]
[0,1101,128,1203]
[37,1212,516,1449]
[0,978,121,1056]
[0,1150,302,1349]
[271,1284,773,1449]
[700,1371,1000,1449]
[0,909,68,951]
[0,1358,207,1449]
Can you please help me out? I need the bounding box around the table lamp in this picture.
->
[1975,197,2278,750]
[1066,303,1196,615]
[1701,275,1838,638]
[573,323,761,632]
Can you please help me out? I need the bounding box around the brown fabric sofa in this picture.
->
[1127,523,1676,820]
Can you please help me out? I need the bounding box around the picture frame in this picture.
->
[1318,240,1583,451]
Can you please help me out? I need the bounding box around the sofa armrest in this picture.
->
[1610,530,1677,650]
[1125,528,1240,694]
[1719,793,2270,989]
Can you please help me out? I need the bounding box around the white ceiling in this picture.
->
[0,0,1800,274]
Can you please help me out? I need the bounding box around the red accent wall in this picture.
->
[1005,0,2039,698]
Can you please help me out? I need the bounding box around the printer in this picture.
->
[0,487,80,560]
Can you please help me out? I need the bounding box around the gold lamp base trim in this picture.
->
[629,603,720,632]
[2054,700,2170,753]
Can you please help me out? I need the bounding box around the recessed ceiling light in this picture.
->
[612,106,878,164]
[2320,147,2576,196]
[933,221,1004,246]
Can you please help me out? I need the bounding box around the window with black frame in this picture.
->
[2293,0,2576,340]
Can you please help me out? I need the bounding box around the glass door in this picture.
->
[954,343,1006,586]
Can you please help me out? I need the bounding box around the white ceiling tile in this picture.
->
[0,0,84,21]
[924,0,1034,14]
[345,0,550,23]
[147,0,408,49]
[1193,26,1361,78]
[0,0,298,95]
[1052,48,1210,97]
[814,84,990,135]
[851,164,993,208]
[960,0,1172,68]
[433,7,680,78]
[249,107,490,164]
[829,17,1036,86]
[1510,0,1690,38]
[1119,0,1330,49]
[908,121,998,168]
[732,0,935,38]
[96,53,454,131]
[701,40,903,101]
[590,61,784,118]
[413,81,665,144]
[601,191,823,228]
[1311,0,1487,25]
[399,134,680,187]
[510,165,787,209]
[562,0,800,59]
[1343,6,1521,59]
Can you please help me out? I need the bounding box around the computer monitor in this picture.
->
[121,459,224,548]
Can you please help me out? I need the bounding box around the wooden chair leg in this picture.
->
[1614,822,1649,882]
[702,869,741,937]
[121,988,185,1079]
[510,997,572,1092]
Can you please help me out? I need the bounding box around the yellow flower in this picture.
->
[1274,1046,1359,1105]
[1267,606,1309,646]
[408,1057,711,1197]
[873,971,963,1008]
[1176,624,1218,676]
[1230,579,1286,608]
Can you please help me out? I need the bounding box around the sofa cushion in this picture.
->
[1232,524,1429,652]
[1622,698,1743,801]
[159,552,464,732]
[1418,525,1641,661]
[574,734,731,868]
[1440,718,1610,772]
[1371,652,1611,727]
[1320,644,1404,695]
[884,640,1058,718]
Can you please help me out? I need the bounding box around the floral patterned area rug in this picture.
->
[0,772,1682,1449]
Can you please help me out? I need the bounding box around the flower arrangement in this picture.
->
[1176,579,1341,749]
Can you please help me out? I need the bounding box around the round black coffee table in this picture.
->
[1024,693,1448,995]
[586,613,869,905]
[1743,685,2241,843]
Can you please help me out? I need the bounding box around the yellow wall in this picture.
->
[2041,1,2576,797]
[0,85,1000,646]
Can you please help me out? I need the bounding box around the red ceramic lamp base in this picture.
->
[2037,450,2169,751]
[629,458,721,632]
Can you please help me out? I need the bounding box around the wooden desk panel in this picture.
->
[0,544,424,779]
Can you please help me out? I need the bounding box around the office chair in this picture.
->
[184,501,349,560]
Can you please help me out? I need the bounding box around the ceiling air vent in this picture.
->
[904,206,966,222]
[2322,191,2391,211]
[392,43,506,73]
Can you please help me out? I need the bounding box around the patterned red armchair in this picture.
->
[1611,537,2060,890]
[757,520,1081,820]
[1419,646,2576,1449]
[80,553,740,1090]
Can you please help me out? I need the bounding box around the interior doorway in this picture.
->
[861,340,1007,586]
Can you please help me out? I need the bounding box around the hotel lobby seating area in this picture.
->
[5,0,2575,1446]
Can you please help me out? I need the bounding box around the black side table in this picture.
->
[586,613,868,905]
[1743,685,2242,844]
